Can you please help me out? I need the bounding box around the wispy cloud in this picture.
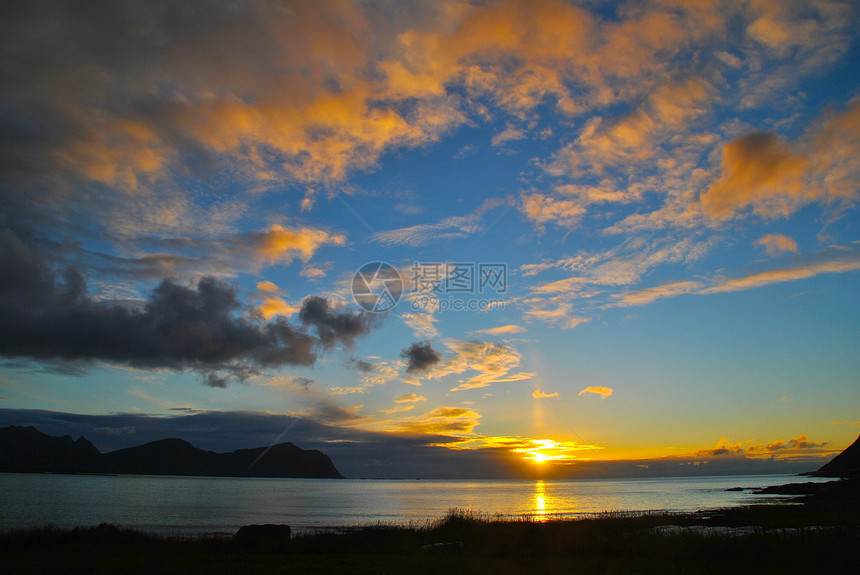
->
[394,393,427,404]
[371,198,506,247]
[612,281,703,307]
[401,313,439,339]
[578,386,613,399]
[701,253,860,294]
[470,324,527,336]
[440,339,536,392]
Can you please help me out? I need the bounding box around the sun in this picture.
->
[532,452,550,464]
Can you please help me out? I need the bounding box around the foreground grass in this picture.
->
[2,496,858,575]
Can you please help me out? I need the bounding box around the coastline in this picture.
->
[2,480,857,575]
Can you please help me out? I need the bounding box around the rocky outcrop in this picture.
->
[812,435,860,478]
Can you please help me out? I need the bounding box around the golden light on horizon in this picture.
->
[517,438,589,465]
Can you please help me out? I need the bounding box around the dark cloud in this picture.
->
[299,296,377,348]
[291,376,314,391]
[0,230,375,384]
[400,341,442,373]
[203,373,230,389]
[349,358,376,373]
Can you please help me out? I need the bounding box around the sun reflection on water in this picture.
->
[533,480,547,518]
[530,480,579,520]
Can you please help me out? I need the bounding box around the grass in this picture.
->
[2,493,858,574]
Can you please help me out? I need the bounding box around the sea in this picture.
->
[0,473,831,536]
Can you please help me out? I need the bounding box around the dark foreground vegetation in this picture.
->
[2,481,858,575]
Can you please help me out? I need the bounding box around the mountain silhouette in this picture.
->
[813,434,860,478]
[0,426,342,478]
[0,425,100,473]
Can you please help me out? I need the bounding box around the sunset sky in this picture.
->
[1,0,858,478]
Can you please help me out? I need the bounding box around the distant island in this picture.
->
[0,425,342,479]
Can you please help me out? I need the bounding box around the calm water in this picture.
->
[0,473,829,535]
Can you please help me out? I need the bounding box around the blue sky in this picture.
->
[0,0,858,477]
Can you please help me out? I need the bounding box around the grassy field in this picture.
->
[2,485,858,574]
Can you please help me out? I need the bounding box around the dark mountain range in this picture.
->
[812,434,860,478]
[0,426,342,478]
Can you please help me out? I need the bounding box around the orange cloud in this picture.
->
[256,281,279,293]
[521,193,586,229]
[532,389,559,399]
[256,297,299,320]
[702,99,860,220]
[578,386,613,399]
[395,393,427,404]
[394,406,482,436]
[701,132,812,219]
[11,0,858,250]
[752,435,829,453]
[417,339,534,392]
[701,255,860,294]
[745,0,851,59]
[255,225,345,266]
[254,281,298,319]
[470,324,526,336]
[696,435,833,460]
[565,317,591,330]
[434,339,535,391]
[613,280,703,307]
[755,234,798,256]
[696,437,745,457]
[382,404,415,415]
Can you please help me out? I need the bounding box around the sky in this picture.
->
[0,0,858,479]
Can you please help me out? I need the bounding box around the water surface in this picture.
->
[0,473,828,535]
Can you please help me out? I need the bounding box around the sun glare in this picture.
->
[533,452,550,464]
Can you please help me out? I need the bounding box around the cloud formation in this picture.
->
[393,407,482,436]
[696,435,830,459]
[578,386,614,399]
[394,393,427,404]
[701,253,860,294]
[400,341,442,374]
[470,324,527,336]
[701,100,860,220]
[440,339,535,392]
[0,230,375,384]
[755,234,799,256]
